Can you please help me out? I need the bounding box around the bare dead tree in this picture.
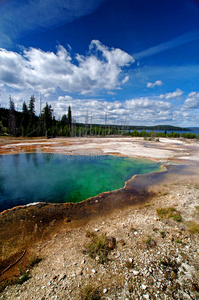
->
[9,96,17,136]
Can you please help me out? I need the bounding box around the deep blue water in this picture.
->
[137,128,199,135]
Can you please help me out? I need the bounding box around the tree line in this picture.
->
[0,95,121,137]
[0,95,198,139]
[129,129,199,139]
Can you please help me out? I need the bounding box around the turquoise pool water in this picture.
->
[0,153,161,211]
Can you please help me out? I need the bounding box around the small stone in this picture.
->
[171,271,177,279]
[133,270,139,276]
[107,236,116,250]
[134,231,138,235]
[76,268,83,276]
[179,224,186,231]
[164,271,169,279]
[141,284,147,290]
[143,294,150,300]
[91,269,96,274]
[65,217,71,223]
[119,239,125,246]
[103,289,108,293]
[59,273,66,281]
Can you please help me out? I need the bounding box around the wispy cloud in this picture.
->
[134,30,199,60]
[147,80,163,88]
[0,0,105,46]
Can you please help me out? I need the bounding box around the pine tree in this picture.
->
[41,102,53,137]
[28,95,35,116]
[67,106,72,129]
[21,101,29,135]
[27,95,36,135]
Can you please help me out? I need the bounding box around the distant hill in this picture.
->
[127,125,190,131]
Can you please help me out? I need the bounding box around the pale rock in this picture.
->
[133,270,139,276]
[141,284,147,290]
[76,268,83,276]
[59,273,66,281]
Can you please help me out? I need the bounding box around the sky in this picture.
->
[0,0,199,127]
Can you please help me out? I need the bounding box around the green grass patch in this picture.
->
[17,271,29,285]
[160,231,166,238]
[187,221,199,234]
[145,236,156,248]
[80,284,101,300]
[175,238,182,244]
[84,232,116,264]
[145,202,154,207]
[29,254,42,268]
[156,207,182,222]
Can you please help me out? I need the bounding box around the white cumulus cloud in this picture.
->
[182,92,199,110]
[159,88,183,100]
[0,41,134,95]
[54,95,173,125]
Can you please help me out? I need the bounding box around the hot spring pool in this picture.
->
[0,153,161,211]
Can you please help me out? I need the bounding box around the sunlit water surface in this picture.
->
[0,153,161,211]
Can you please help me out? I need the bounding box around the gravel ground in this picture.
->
[1,180,199,300]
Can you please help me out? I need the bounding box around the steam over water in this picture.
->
[0,153,161,212]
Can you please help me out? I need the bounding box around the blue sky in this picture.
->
[0,0,199,126]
